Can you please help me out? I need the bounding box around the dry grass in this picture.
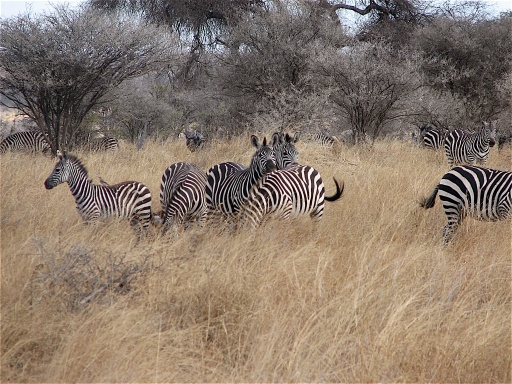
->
[1,135,510,383]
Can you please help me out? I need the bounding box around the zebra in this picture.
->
[0,131,50,154]
[420,124,449,150]
[86,137,119,153]
[179,130,206,152]
[420,165,512,243]
[272,131,300,169]
[312,131,340,147]
[158,162,208,233]
[239,164,344,228]
[444,121,496,166]
[206,135,276,220]
[44,151,153,236]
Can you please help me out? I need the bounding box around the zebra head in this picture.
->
[250,135,277,175]
[482,121,497,147]
[272,131,300,169]
[44,150,75,189]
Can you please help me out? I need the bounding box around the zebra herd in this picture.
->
[5,122,509,244]
[418,120,511,243]
[43,132,345,239]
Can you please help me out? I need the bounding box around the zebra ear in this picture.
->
[271,132,280,147]
[251,135,260,148]
[56,149,63,159]
[292,131,300,143]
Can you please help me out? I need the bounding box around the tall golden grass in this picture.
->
[1,135,510,382]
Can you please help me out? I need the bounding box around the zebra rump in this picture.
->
[0,131,50,154]
[444,121,496,166]
[159,162,208,232]
[239,165,344,228]
[44,151,152,235]
[420,165,512,243]
[419,124,448,150]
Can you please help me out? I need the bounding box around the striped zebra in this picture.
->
[206,135,276,219]
[239,164,344,228]
[44,151,153,236]
[272,131,300,169]
[86,137,119,153]
[420,124,449,150]
[158,162,208,233]
[313,131,340,147]
[420,165,512,243]
[179,130,206,152]
[0,131,50,154]
[444,122,496,166]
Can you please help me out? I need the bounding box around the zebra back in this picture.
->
[206,135,276,218]
[240,165,344,228]
[159,162,208,231]
[0,131,50,154]
[272,131,300,169]
[421,165,511,243]
[44,151,152,235]
[444,122,496,166]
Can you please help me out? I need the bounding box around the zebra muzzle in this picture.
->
[266,160,277,173]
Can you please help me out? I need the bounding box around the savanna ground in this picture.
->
[1,135,511,382]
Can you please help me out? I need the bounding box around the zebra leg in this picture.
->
[442,221,459,244]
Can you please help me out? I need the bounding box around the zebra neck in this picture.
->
[67,166,93,198]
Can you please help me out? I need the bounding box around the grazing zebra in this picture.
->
[272,131,300,169]
[0,131,50,154]
[158,162,208,233]
[313,131,340,147]
[420,124,449,150]
[44,151,153,236]
[180,130,206,152]
[420,165,512,243]
[86,137,119,153]
[444,121,496,166]
[206,135,276,219]
[239,164,344,228]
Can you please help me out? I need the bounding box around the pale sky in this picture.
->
[1,0,511,19]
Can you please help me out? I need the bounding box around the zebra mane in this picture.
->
[64,153,89,177]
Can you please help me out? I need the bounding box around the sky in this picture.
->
[1,0,511,19]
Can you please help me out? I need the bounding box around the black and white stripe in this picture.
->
[239,164,344,228]
[272,131,300,169]
[313,132,339,147]
[44,151,152,235]
[444,122,496,166]
[86,137,119,153]
[420,125,448,150]
[420,165,512,243]
[206,135,276,219]
[0,131,50,154]
[158,162,208,232]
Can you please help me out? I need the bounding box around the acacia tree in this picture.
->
[0,5,173,153]
[313,43,422,143]
[88,0,265,83]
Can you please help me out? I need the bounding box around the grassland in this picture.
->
[1,135,510,382]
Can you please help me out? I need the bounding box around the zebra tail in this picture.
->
[325,177,344,202]
[420,186,439,209]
